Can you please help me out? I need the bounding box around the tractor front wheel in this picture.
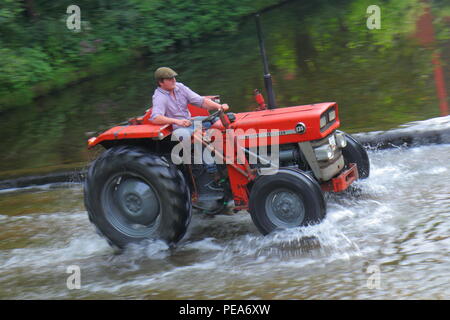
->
[249,169,326,235]
[340,132,370,179]
[84,146,191,249]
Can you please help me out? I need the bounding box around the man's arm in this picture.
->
[202,98,229,112]
[152,99,228,126]
[152,115,191,127]
[180,82,229,112]
[150,92,191,127]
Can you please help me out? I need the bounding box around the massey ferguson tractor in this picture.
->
[83,15,370,249]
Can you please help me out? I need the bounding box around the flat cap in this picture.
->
[154,67,178,80]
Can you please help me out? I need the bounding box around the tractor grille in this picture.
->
[310,131,345,180]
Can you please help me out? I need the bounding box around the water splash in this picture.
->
[1,144,449,299]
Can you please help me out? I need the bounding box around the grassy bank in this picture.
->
[0,0,284,111]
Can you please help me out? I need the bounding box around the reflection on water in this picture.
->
[0,0,448,174]
[0,144,449,299]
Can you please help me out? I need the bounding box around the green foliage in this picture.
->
[0,0,282,110]
[0,0,445,173]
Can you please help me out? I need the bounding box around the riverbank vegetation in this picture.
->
[0,0,283,110]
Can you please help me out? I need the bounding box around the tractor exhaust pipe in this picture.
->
[255,13,276,109]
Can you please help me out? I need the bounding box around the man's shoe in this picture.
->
[206,180,224,192]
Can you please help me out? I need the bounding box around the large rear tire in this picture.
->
[340,132,370,179]
[84,146,191,249]
[249,169,326,235]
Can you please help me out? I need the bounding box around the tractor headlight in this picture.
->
[314,144,334,161]
[328,108,336,122]
[320,115,327,129]
[335,132,347,148]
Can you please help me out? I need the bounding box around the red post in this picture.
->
[415,5,449,116]
[432,53,449,116]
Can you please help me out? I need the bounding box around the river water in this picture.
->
[0,143,449,299]
[0,0,449,299]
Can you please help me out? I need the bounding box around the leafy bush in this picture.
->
[0,0,283,110]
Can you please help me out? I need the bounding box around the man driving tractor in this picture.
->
[150,67,229,190]
[150,67,229,131]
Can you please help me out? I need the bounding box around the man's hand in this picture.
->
[202,98,230,112]
[219,104,230,112]
[175,119,192,127]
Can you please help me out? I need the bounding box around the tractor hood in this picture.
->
[215,102,340,144]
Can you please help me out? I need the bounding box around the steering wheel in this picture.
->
[202,108,222,123]
[202,106,231,129]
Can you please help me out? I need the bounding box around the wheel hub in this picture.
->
[265,189,305,228]
[115,177,160,226]
[125,194,143,214]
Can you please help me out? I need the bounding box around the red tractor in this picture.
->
[83,16,370,249]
